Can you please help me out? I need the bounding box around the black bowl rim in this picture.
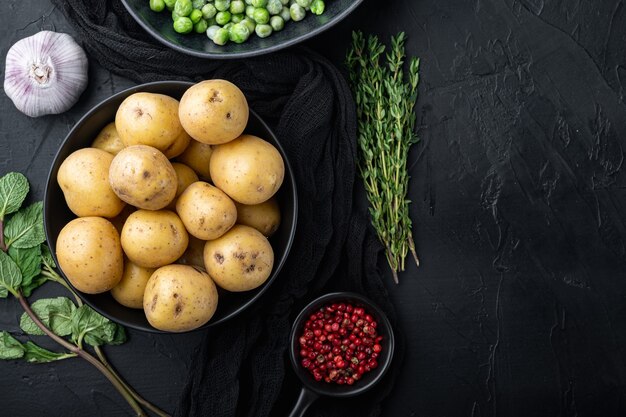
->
[120,0,364,59]
[44,80,298,333]
[288,292,395,397]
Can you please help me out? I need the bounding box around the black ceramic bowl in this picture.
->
[121,0,363,58]
[287,292,394,416]
[44,81,297,333]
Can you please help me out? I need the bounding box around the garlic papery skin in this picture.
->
[4,31,88,118]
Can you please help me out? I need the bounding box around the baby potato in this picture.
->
[175,139,213,181]
[111,260,155,309]
[163,129,191,159]
[235,197,281,237]
[115,92,183,152]
[210,134,284,205]
[177,235,207,269]
[203,225,274,292]
[57,148,126,218]
[56,217,123,294]
[176,181,237,240]
[109,145,177,210]
[179,79,248,145]
[167,162,199,210]
[143,264,219,332]
[121,209,189,268]
[91,122,125,155]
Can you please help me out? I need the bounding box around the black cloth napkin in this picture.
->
[52,1,404,415]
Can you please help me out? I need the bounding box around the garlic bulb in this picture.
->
[4,31,88,118]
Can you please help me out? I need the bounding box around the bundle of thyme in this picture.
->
[346,31,420,283]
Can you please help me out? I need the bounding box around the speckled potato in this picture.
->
[176,181,237,240]
[163,129,191,159]
[166,163,199,210]
[203,225,274,292]
[235,197,281,237]
[57,148,126,218]
[175,140,213,181]
[121,210,189,268]
[210,134,284,204]
[56,217,123,294]
[109,145,177,210]
[177,236,207,269]
[111,260,155,309]
[115,92,183,152]
[143,264,219,332]
[179,80,248,145]
[91,122,125,155]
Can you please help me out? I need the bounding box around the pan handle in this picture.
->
[287,386,319,417]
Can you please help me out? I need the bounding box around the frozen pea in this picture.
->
[215,10,232,24]
[215,0,231,11]
[241,16,256,33]
[230,0,245,13]
[223,22,234,31]
[290,3,305,21]
[229,22,250,43]
[194,18,209,32]
[206,24,221,39]
[173,16,193,33]
[269,15,284,31]
[164,0,177,10]
[309,0,323,14]
[266,0,282,14]
[255,23,272,38]
[212,27,230,45]
[231,13,244,23]
[250,0,267,6]
[150,0,166,12]
[174,0,193,16]
[280,0,289,4]
[192,0,206,8]
[202,3,217,18]
[295,0,310,7]
[279,6,290,21]
[252,7,269,23]
[190,8,203,22]
[245,5,256,18]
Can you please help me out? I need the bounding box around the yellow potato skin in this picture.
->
[175,140,213,181]
[143,264,219,332]
[235,197,281,237]
[163,129,191,159]
[176,181,237,240]
[91,122,125,155]
[109,145,177,210]
[210,134,284,205]
[115,92,183,152]
[203,225,274,292]
[57,148,126,218]
[167,163,199,211]
[179,79,249,145]
[121,210,189,268]
[56,217,123,294]
[177,236,207,269]
[111,261,155,309]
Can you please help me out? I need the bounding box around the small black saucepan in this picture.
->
[287,292,395,417]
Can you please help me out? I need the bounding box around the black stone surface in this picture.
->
[2,0,626,416]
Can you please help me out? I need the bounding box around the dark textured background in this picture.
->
[2,0,626,416]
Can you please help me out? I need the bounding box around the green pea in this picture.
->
[150,0,166,12]
[250,0,267,7]
[309,0,323,14]
[229,22,250,43]
[174,0,193,16]
[269,15,284,31]
[215,10,232,24]
[194,18,209,32]
[245,5,256,18]
[241,16,256,33]
[202,3,217,18]
[295,0,310,7]
[279,0,289,4]
[244,0,253,4]
[289,3,305,21]
[266,0,282,15]
[190,8,203,22]
[255,23,272,38]
[215,0,231,11]
[230,0,245,14]
[192,0,206,8]
[172,10,182,20]
[173,16,193,33]
[252,7,269,23]
[223,22,234,31]
[279,6,290,21]
[231,13,244,23]
[212,27,230,45]
[164,0,177,10]
[206,24,221,39]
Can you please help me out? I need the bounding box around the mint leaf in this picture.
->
[71,305,124,347]
[0,331,25,360]
[8,245,41,290]
[0,250,22,297]
[20,297,76,337]
[4,202,45,249]
[41,244,56,269]
[0,173,29,220]
[23,341,75,363]
[21,275,48,297]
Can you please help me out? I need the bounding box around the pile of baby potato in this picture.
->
[55,80,284,332]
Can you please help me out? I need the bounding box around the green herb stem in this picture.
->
[16,291,148,417]
[0,220,6,252]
